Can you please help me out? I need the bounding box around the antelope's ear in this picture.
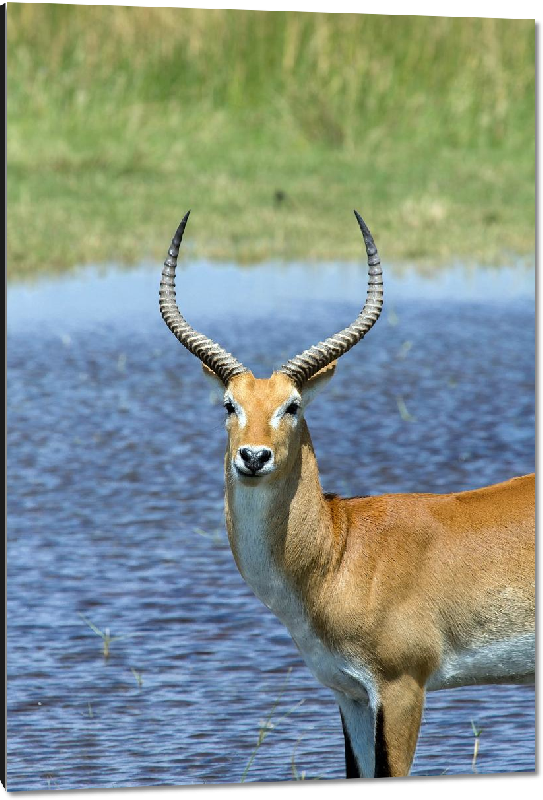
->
[202,364,224,401]
[301,361,337,407]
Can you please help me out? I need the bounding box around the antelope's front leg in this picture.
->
[375,676,425,776]
[336,676,425,778]
[335,694,376,778]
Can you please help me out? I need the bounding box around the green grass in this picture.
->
[7,4,535,280]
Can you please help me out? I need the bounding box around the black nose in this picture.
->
[239,447,272,472]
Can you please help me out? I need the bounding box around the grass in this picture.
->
[78,612,140,659]
[7,4,535,280]
[241,669,305,782]
[471,720,483,772]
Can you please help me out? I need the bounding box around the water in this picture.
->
[7,259,535,790]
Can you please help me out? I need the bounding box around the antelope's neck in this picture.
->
[224,424,337,617]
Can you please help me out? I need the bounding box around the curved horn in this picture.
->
[278,210,383,388]
[159,211,248,385]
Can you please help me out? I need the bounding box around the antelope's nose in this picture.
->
[239,447,272,472]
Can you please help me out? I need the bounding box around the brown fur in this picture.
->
[208,366,534,776]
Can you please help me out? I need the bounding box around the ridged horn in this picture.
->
[159,211,248,385]
[278,210,383,388]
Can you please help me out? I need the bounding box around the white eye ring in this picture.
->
[223,395,247,428]
[270,393,302,429]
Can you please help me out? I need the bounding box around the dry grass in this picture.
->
[7,4,535,278]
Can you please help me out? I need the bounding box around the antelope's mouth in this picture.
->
[236,468,261,479]
[234,465,270,479]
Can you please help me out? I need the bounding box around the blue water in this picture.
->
[7,259,535,789]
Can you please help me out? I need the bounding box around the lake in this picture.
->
[6,258,535,789]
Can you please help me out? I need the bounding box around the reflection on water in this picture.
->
[7,261,535,789]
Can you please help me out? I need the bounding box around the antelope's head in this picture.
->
[159,211,383,482]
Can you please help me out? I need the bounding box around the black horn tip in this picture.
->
[354,209,378,258]
[353,209,369,236]
[172,210,191,246]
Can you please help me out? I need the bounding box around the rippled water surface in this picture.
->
[7,260,535,790]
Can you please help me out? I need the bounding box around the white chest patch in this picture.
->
[229,483,372,702]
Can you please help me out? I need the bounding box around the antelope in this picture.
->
[159,210,535,778]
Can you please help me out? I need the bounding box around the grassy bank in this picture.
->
[7,4,535,280]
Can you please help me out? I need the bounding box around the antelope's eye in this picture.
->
[285,402,299,416]
[224,401,236,416]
